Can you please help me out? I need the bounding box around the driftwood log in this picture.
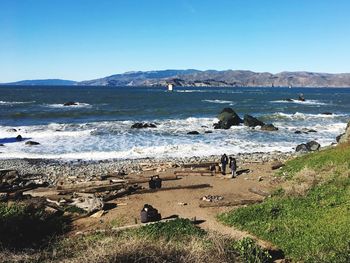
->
[182,162,218,168]
[136,184,212,195]
[248,188,270,197]
[199,199,262,208]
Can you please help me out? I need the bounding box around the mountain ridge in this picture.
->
[3,70,350,87]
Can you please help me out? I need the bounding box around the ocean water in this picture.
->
[0,86,349,160]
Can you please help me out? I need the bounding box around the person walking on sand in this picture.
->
[229,156,237,178]
[221,154,228,175]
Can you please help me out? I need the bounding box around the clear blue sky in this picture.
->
[1,0,350,82]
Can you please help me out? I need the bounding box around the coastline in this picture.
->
[0,151,294,185]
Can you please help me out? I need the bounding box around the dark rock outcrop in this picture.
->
[6,128,17,132]
[243,115,265,127]
[0,144,4,147]
[213,108,242,129]
[337,121,350,144]
[25,141,40,146]
[296,141,321,152]
[131,123,157,129]
[204,131,213,134]
[296,144,309,152]
[261,124,278,131]
[306,141,321,151]
[16,135,22,141]
[63,101,78,106]
[187,131,200,135]
[321,112,333,115]
[295,130,302,134]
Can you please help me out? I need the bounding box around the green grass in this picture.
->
[135,218,206,241]
[279,144,350,178]
[218,145,350,262]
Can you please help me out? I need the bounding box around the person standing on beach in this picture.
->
[229,157,237,178]
[221,154,228,175]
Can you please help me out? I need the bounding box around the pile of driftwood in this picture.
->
[1,166,213,216]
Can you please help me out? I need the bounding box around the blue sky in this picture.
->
[1,0,350,82]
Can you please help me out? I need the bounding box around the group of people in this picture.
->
[220,153,237,179]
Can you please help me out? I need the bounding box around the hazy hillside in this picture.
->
[4,70,350,87]
[3,79,77,86]
[79,70,350,87]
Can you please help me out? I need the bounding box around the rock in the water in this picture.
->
[16,135,23,141]
[187,131,200,135]
[131,122,157,129]
[294,130,302,134]
[213,108,242,129]
[296,144,309,152]
[6,128,17,132]
[63,101,78,106]
[307,129,317,133]
[261,124,278,131]
[0,144,4,147]
[204,131,213,134]
[243,114,265,127]
[306,141,320,151]
[321,112,333,115]
[25,141,40,146]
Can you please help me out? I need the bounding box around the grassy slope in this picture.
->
[218,145,350,262]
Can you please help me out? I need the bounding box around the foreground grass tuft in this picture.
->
[0,219,239,263]
[0,202,69,249]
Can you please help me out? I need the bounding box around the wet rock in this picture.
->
[296,144,309,152]
[16,135,23,141]
[321,112,333,115]
[25,141,40,146]
[0,144,4,147]
[204,131,213,134]
[187,131,200,135]
[243,114,265,127]
[63,101,78,106]
[6,128,17,132]
[213,108,242,129]
[131,122,157,129]
[294,130,302,134]
[306,141,320,151]
[261,124,278,131]
[307,129,317,133]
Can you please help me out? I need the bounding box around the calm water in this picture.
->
[0,86,349,160]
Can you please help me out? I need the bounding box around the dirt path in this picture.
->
[74,161,280,246]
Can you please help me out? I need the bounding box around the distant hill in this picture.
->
[3,79,77,86]
[79,70,350,87]
[4,70,350,87]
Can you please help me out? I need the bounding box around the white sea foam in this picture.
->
[0,100,35,105]
[202,99,235,104]
[271,99,328,105]
[0,115,346,160]
[43,102,91,108]
[270,112,346,120]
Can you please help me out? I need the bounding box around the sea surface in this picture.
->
[0,86,349,160]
